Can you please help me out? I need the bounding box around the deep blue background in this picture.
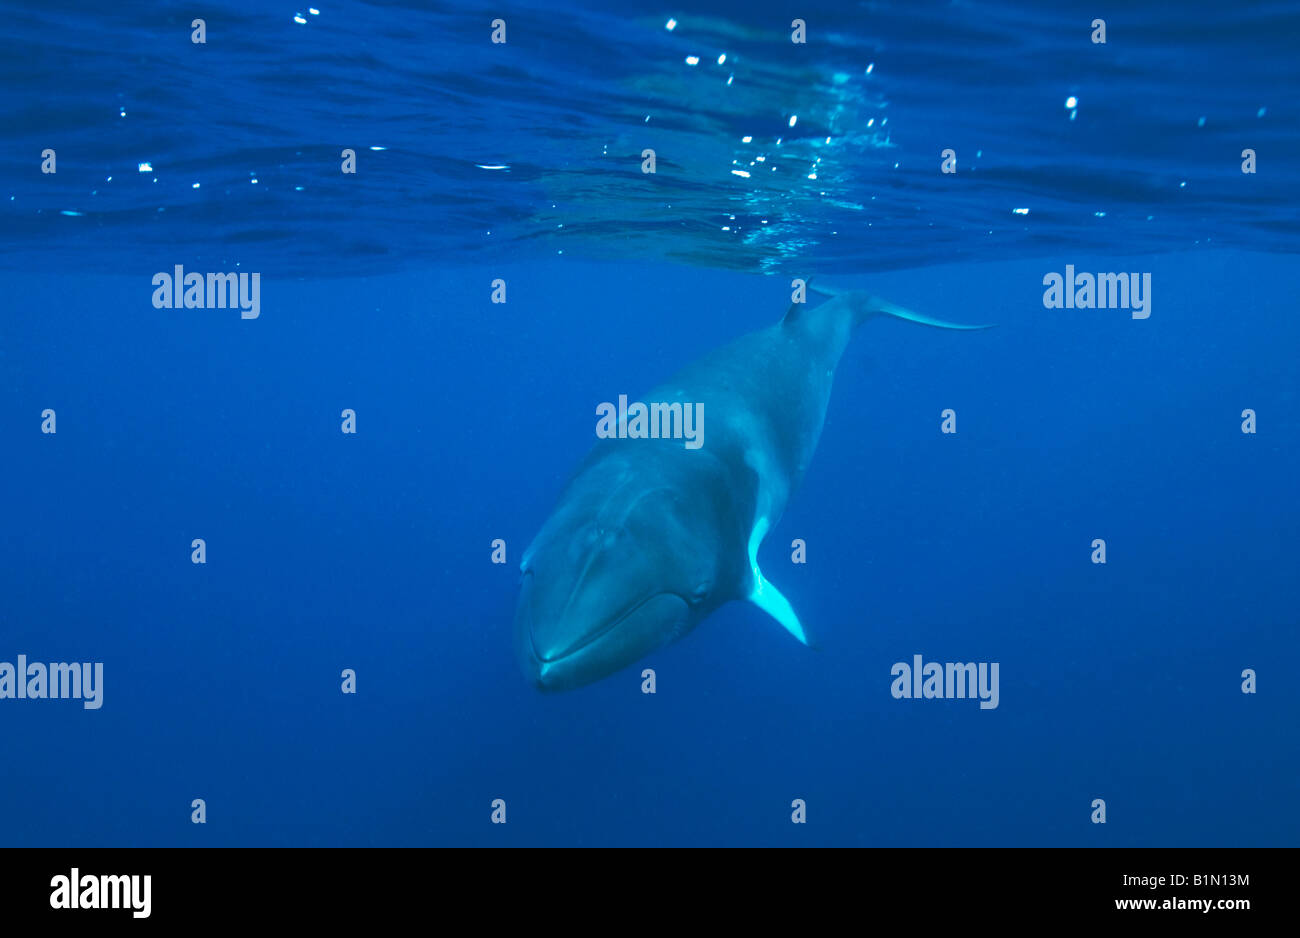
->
[1,0,1297,846]
[2,249,1296,845]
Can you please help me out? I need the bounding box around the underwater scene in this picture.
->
[1,0,1297,847]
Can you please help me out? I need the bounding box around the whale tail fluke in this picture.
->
[810,282,997,331]
[863,295,997,331]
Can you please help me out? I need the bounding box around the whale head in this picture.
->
[514,455,728,691]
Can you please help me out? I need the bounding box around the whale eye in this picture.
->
[689,581,712,603]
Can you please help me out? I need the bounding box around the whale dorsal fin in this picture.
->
[783,277,816,324]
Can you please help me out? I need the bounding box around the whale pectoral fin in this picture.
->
[749,571,810,646]
[745,515,813,646]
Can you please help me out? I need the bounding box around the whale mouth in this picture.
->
[515,574,689,691]
[525,577,658,664]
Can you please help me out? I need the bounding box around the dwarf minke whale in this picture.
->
[515,288,992,691]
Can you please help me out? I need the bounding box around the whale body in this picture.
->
[514,288,991,691]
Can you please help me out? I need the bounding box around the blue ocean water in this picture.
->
[1,1,1297,846]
